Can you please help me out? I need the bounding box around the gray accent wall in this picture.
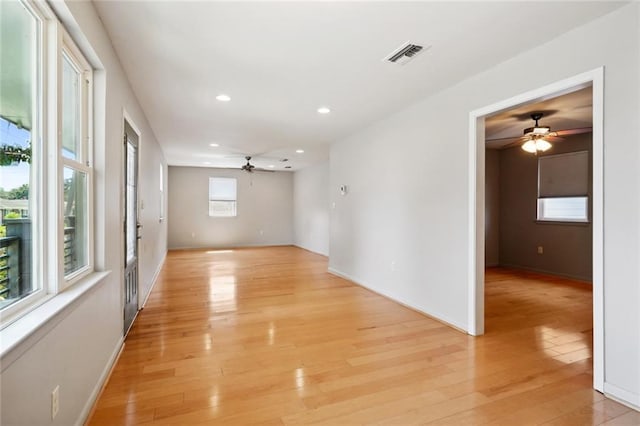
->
[485,149,500,267]
[497,133,592,281]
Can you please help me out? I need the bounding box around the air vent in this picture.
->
[383,42,429,65]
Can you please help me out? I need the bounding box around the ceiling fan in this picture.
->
[239,156,273,173]
[487,112,592,154]
[520,113,556,153]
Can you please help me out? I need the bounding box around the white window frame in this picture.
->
[0,0,94,326]
[0,0,47,323]
[159,163,164,222]
[58,34,93,288]
[208,177,237,218]
[536,151,590,224]
[537,196,589,223]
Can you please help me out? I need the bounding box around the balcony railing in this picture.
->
[63,226,77,274]
[0,236,21,300]
[0,219,77,308]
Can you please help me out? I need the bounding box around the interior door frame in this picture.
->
[122,109,142,333]
[467,68,604,391]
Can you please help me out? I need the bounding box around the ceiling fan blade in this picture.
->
[554,127,593,137]
[501,140,525,150]
[485,136,519,142]
[545,135,564,143]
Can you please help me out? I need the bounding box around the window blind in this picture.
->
[209,177,237,201]
[538,151,589,198]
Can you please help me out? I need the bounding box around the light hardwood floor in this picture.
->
[87,247,636,425]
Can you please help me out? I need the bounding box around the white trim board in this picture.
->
[604,383,640,412]
[140,250,167,309]
[77,336,124,426]
[467,68,604,392]
[327,267,468,333]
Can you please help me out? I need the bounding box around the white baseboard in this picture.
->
[141,250,167,309]
[293,244,329,257]
[604,382,640,411]
[498,263,592,283]
[327,267,467,333]
[168,243,293,251]
[77,337,124,426]
[327,267,363,286]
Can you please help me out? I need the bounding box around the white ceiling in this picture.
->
[93,1,623,171]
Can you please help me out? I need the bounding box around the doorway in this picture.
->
[123,118,140,336]
[468,68,604,391]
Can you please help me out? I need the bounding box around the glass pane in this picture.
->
[126,142,136,263]
[0,1,38,309]
[63,167,88,275]
[209,201,236,217]
[538,197,588,222]
[62,55,80,160]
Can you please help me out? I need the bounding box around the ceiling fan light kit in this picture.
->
[521,137,552,154]
[521,113,555,154]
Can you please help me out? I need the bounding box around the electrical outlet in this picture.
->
[191,232,195,238]
[51,385,59,420]
[259,230,264,235]
[537,246,544,254]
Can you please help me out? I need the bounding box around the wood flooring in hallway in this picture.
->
[86,247,636,425]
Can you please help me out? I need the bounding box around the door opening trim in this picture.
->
[122,109,142,337]
[467,67,604,392]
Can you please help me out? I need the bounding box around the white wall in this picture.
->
[168,167,293,249]
[293,162,330,256]
[138,143,168,303]
[329,4,639,408]
[0,1,167,424]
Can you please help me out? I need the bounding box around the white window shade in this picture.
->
[209,177,237,201]
[538,151,589,198]
[209,177,237,217]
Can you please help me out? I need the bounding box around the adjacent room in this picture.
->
[1,1,639,425]
[482,86,597,389]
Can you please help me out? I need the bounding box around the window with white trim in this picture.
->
[537,151,589,222]
[159,163,164,222]
[209,177,237,217]
[0,0,93,324]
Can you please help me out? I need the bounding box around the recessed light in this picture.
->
[204,161,211,165]
[268,165,275,168]
[317,107,330,114]
[216,94,231,102]
[209,143,219,147]
[296,149,304,154]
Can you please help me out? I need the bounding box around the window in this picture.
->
[62,47,92,281]
[0,0,41,314]
[537,151,589,222]
[209,177,237,217]
[0,0,93,324]
[159,163,164,222]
